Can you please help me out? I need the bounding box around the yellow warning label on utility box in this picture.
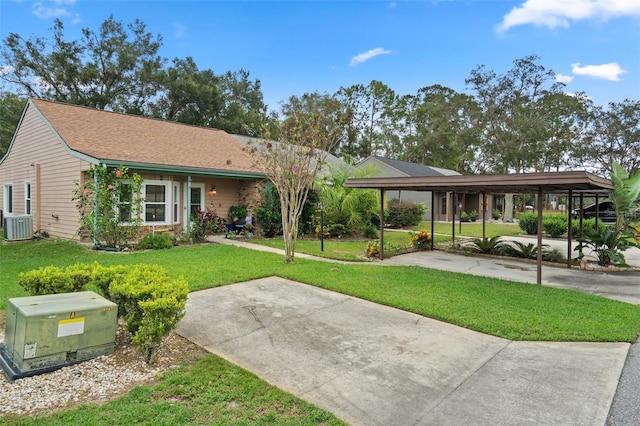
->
[57,317,85,337]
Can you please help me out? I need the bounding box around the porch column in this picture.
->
[93,168,99,247]
[187,176,192,242]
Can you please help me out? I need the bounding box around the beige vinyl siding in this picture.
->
[0,104,86,238]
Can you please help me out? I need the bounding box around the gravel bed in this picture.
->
[0,320,206,418]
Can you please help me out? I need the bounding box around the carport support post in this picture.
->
[536,186,543,285]
[567,189,573,269]
[430,191,435,250]
[482,191,486,239]
[595,194,600,231]
[379,188,385,260]
[451,192,456,245]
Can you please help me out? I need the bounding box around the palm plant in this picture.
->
[317,165,379,235]
[468,236,507,254]
[508,241,549,259]
[610,163,640,239]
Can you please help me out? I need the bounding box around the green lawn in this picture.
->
[2,237,640,423]
[249,231,450,261]
[2,356,345,426]
[414,221,523,238]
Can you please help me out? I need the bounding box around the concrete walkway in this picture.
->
[176,277,629,426]
[183,235,640,425]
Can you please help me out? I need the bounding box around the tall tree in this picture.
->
[1,16,165,112]
[334,81,397,160]
[0,92,26,158]
[149,57,223,126]
[466,55,566,220]
[580,99,640,176]
[401,84,479,173]
[212,69,269,135]
[248,92,342,262]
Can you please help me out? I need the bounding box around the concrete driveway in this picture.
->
[176,277,628,426]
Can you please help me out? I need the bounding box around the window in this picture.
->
[190,187,203,215]
[24,182,31,215]
[441,196,447,215]
[3,184,13,214]
[143,183,168,223]
[172,183,180,224]
[118,183,133,222]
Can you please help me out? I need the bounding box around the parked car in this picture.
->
[571,201,617,222]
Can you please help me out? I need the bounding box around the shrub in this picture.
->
[17,262,188,362]
[517,212,538,235]
[492,209,502,220]
[327,223,348,238]
[543,214,568,238]
[507,241,549,259]
[361,224,379,239]
[366,240,380,258]
[386,199,425,228]
[190,208,227,242]
[255,185,282,238]
[137,232,174,250]
[410,229,432,250]
[18,266,76,295]
[543,247,564,263]
[108,264,188,361]
[571,218,601,238]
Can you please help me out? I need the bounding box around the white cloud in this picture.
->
[349,47,392,67]
[173,23,187,39]
[497,0,640,32]
[555,73,574,83]
[32,2,70,19]
[571,62,626,81]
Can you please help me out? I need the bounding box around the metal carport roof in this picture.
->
[345,170,614,284]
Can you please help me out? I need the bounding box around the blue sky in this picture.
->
[1,0,639,111]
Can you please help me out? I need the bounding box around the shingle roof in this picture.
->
[30,98,263,176]
[370,156,460,177]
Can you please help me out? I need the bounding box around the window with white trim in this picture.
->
[190,186,204,215]
[118,183,133,222]
[172,183,180,224]
[143,182,169,223]
[24,182,31,215]
[3,184,13,214]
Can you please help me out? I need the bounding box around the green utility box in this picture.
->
[0,291,117,381]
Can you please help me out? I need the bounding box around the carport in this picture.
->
[345,171,613,284]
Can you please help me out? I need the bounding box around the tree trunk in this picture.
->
[503,193,514,222]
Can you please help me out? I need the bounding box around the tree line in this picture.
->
[1,16,638,178]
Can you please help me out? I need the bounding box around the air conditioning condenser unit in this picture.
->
[0,291,117,382]
[3,215,33,241]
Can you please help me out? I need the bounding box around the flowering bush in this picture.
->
[411,229,432,250]
[366,240,380,258]
[73,165,143,248]
[190,207,227,242]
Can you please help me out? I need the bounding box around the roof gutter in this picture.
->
[98,159,267,179]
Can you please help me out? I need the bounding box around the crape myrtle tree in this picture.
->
[248,92,342,263]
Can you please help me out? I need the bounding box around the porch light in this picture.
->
[209,185,217,195]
